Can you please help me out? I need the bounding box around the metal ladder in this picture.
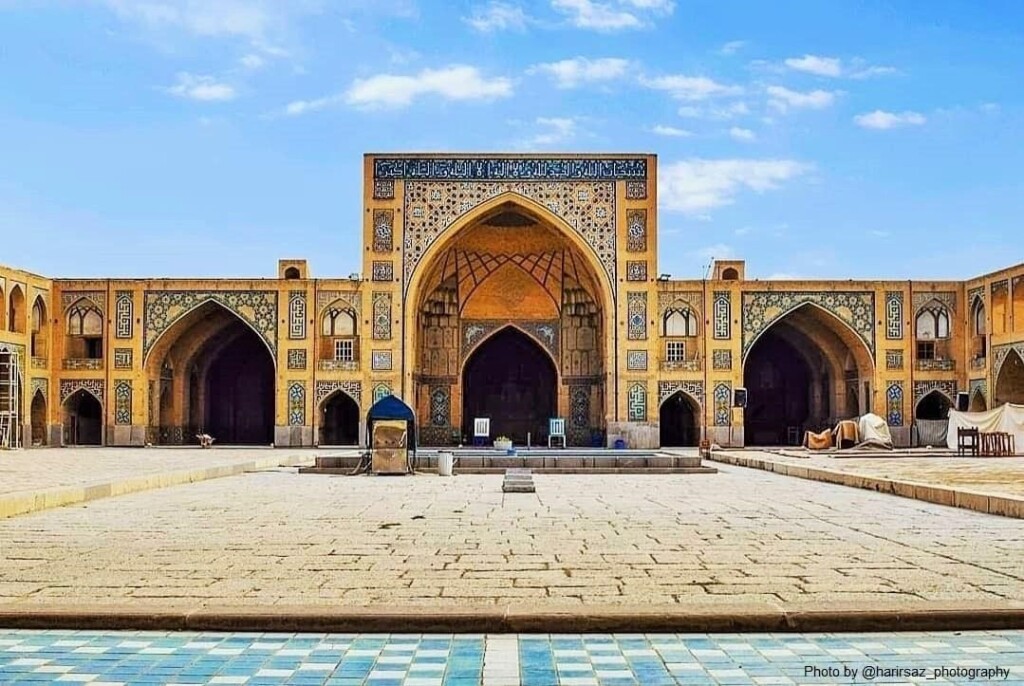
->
[0,349,21,449]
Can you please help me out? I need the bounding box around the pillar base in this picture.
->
[606,421,659,449]
[707,426,744,448]
[274,425,314,447]
[107,425,148,447]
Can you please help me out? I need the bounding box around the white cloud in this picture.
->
[718,40,746,55]
[766,272,800,280]
[345,65,513,109]
[766,85,837,112]
[870,229,890,238]
[551,0,673,31]
[677,101,750,120]
[651,125,692,137]
[528,117,579,146]
[530,57,631,88]
[641,74,743,101]
[166,72,236,101]
[784,54,897,79]
[729,127,755,141]
[239,53,265,69]
[784,54,842,77]
[282,94,344,116]
[660,158,812,214]
[854,110,926,129]
[464,2,530,32]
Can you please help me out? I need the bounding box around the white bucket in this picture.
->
[438,451,454,477]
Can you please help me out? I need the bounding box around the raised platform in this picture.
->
[300,448,716,474]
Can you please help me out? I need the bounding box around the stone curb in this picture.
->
[1,601,1022,633]
[0,455,313,520]
[707,452,1024,519]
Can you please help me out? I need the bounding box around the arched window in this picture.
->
[31,297,48,358]
[972,299,986,337]
[321,305,358,364]
[284,267,300,279]
[0,285,5,329]
[66,299,104,359]
[663,308,698,337]
[721,267,739,281]
[8,285,26,333]
[915,306,949,340]
[322,307,357,337]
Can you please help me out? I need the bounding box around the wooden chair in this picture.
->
[957,427,979,457]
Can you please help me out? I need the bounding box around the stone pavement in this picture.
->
[0,448,321,519]
[1,465,1023,620]
[706,450,1024,519]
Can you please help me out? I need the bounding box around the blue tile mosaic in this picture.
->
[1,631,1023,684]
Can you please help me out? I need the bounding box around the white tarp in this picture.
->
[946,403,1024,454]
[857,413,893,449]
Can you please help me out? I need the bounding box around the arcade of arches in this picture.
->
[147,301,275,445]
[742,305,873,446]
[412,201,607,446]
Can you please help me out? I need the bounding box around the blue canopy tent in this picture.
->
[364,394,418,471]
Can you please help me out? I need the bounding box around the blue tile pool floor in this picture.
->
[0,630,1022,685]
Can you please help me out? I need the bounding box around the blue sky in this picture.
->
[1,0,1022,281]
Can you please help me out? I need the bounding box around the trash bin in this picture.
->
[613,438,626,449]
[438,451,454,477]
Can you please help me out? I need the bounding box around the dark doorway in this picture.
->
[743,330,814,445]
[31,391,46,446]
[996,351,1024,406]
[916,391,951,420]
[462,327,557,444]
[660,391,699,447]
[204,329,274,444]
[321,392,360,445]
[64,390,102,445]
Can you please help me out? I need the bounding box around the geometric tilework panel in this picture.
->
[315,380,361,407]
[885,291,903,340]
[287,349,307,370]
[462,320,560,363]
[373,209,394,252]
[627,382,647,422]
[886,381,903,427]
[288,382,305,426]
[430,386,450,427]
[626,350,647,371]
[713,382,731,426]
[115,291,133,339]
[627,293,647,341]
[741,291,875,358]
[402,181,617,291]
[913,380,958,409]
[373,383,392,403]
[59,379,104,404]
[713,291,730,340]
[372,292,392,340]
[31,377,48,400]
[288,292,307,340]
[143,291,278,359]
[885,349,904,371]
[114,380,132,425]
[626,209,646,252]
[712,349,732,370]
[658,380,704,407]
[113,348,133,370]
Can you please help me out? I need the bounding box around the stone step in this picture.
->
[502,468,536,493]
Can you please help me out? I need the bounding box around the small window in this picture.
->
[284,266,301,279]
[334,339,354,362]
[85,338,103,359]
[915,305,950,340]
[666,341,686,362]
[322,307,356,337]
[917,341,935,361]
[721,267,739,281]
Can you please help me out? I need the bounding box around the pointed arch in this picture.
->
[460,323,560,373]
[406,192,614,314]
[144,298,276,368]
[915,389,952,420]
[31,295,48,358]
[8,284,26,334]
[319,389,360,446]
[743,301,874,371]
[659,390,700,447]
[995,348,1024,406]
[969,387,988,413]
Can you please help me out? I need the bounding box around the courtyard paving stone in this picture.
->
[707,450,1024,518]
[1,466,1023,619]
[0,448,322,519]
